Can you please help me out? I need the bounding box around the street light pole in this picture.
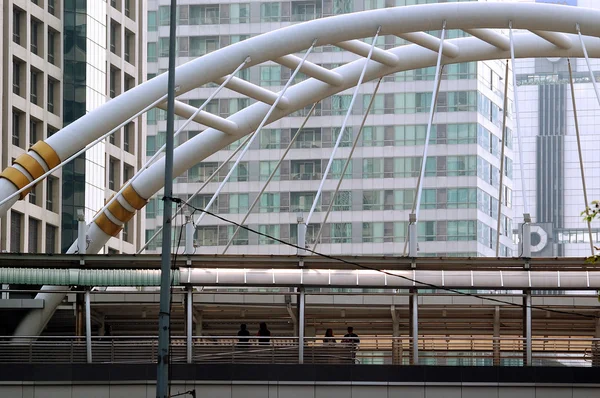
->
[156,0,178,396]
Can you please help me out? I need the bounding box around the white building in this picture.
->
[144,0,516,257]
[1,0,146,254]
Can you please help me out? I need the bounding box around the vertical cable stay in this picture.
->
[193,40,319,227]
[403,22,447,257]
[305,27,382,226]
[221,102,319,254]
[138,133,253,254]
[312,78,383,253]
[0,94,169,210]
[576,24,600,108]
[495,60,510,257]
[567,58,595,256]
[92,59,249,226]
[509,22,530,216]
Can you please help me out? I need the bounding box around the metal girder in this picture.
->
[397,32,460,58]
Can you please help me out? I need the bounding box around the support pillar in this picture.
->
[186,287,193,364]
[298,287,305,364]
[522,214,531,258]
[76,291,84,337]
[409,289,419,365]
[523,290,532,366]
[408,213,417,257]
[194,310,203,337]
[391,305,402,365]
[493,306,500,366]
[85,290,92,363]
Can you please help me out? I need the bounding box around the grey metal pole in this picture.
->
[85,289,92,363]
[493,306,500,366]
[524,290,532,366]
[156,0,178,396]
[410,289,419,365]
[186,287,193,364]
[298,287,305,364]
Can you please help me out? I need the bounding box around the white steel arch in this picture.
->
[4,2,600,337]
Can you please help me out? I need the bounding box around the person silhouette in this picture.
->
[257,322,271,345]
[237,323,250,345]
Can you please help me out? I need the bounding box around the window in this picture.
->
[363,222,384,243]
[48,30,57,65]
[29,185,38,205]
[228,193,249,213]
[13,60,22,96]
[292,1,322,22]
[291,160,321,180]
[12,111,21,147]
[447,156,477,176]
[190,5,220,24]
[363,158,384,179]
[294,128,321,148]
[148,11,157,31]
[110,68,117,98]
[447,220,477,241]
[190,162,219,182]
[125,31,134,64]
[123,164,134,183]
[28,218,40,253]
[109,158,118,190]
[147,42,157,62]
[258,224,280,245]
[30,119,38,147]
[190,36,219,57]
[125,0,132,19]
[324,191,351,211]
[30,70,39,105]
[11,212,22,252]
[260,193,280,213]
[447,188,477,209]
[13,8,21,45]
[362,190,383,210]
[124,123,133,153]
[31,19,40,55]
[261,3,281,22]
[229,163,248,182]
[226,225,249,246]
[329,159,352,179]
[47,80,56,113]
[146,135,156,155]
[229,4,250,24]
[260,66,281,86]
[110,22,118,54]
[291,192,317,212]
[418,221,436,242]
[259,161,280,181]
[48,0,56,16]
[260,129,281,149]
[330,223,352,243]
[46,224,57,253]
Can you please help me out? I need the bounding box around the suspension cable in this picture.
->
[92,59,250,226]
[305,27,381,226]
[567,58,595,256]
[495,60,510,257]
[193,40,319,227]
[312,79,383,252]
[221,102,319,254]
[576,24,600,107]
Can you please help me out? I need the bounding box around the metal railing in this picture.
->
[1,336,599,366]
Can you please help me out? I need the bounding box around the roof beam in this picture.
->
[214,76,290,109]
[463,29,510,51]
[335,40,400,67]
[396,32,460,58]
[275,55,343,86]
[158,101,239,135]
[531,30,572,49]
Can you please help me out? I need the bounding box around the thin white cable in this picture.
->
[138,133,253,254]
[92,59,249,225]
[0,93,169,209]
[305,27,381,226]
[495,60,510,257]
[193,40,318,227]
[221,103,319,254]
[414,22,446,221]
[576,24,600,107]
[509,22,529,215]
[312,78,383,253]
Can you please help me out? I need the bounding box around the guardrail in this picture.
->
[0,336,598,366]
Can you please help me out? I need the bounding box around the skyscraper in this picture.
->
[143,0,515,257]
[1,0,146,254]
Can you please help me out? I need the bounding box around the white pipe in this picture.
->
[414,22,446,221]
[305,27,381,226]
[509,22,530,215]
[185,217,194,255]
[193,41,318,227]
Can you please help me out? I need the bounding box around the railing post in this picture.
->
[523,290,532,366]
[410,289,419,365]
[85,289,92,363]
[298,287,305,364]
[186,286,193,364]
[493,306,500,366]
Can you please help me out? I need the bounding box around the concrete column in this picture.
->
[409,289,419,365]
[523,291,532,366]
[298,287,305,364]
[391,305,402,365]
[493,306,500,366]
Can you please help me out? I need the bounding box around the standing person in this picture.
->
[257,322,271,345]
[343,326,360,363]
[323,328,336,344]
[237,323,250,345]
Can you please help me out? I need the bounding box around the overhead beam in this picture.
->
[531,30,572,49]
[275,55,343,86]
[335,40,400,66]
[158,101,239,135]
[214,76,291,109]
[463,28,510,51]
[397,32,460,58]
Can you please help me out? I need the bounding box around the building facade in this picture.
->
[1,0,146,255]
[144,0,516,257]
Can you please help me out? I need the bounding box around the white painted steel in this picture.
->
[6,3,600,338]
